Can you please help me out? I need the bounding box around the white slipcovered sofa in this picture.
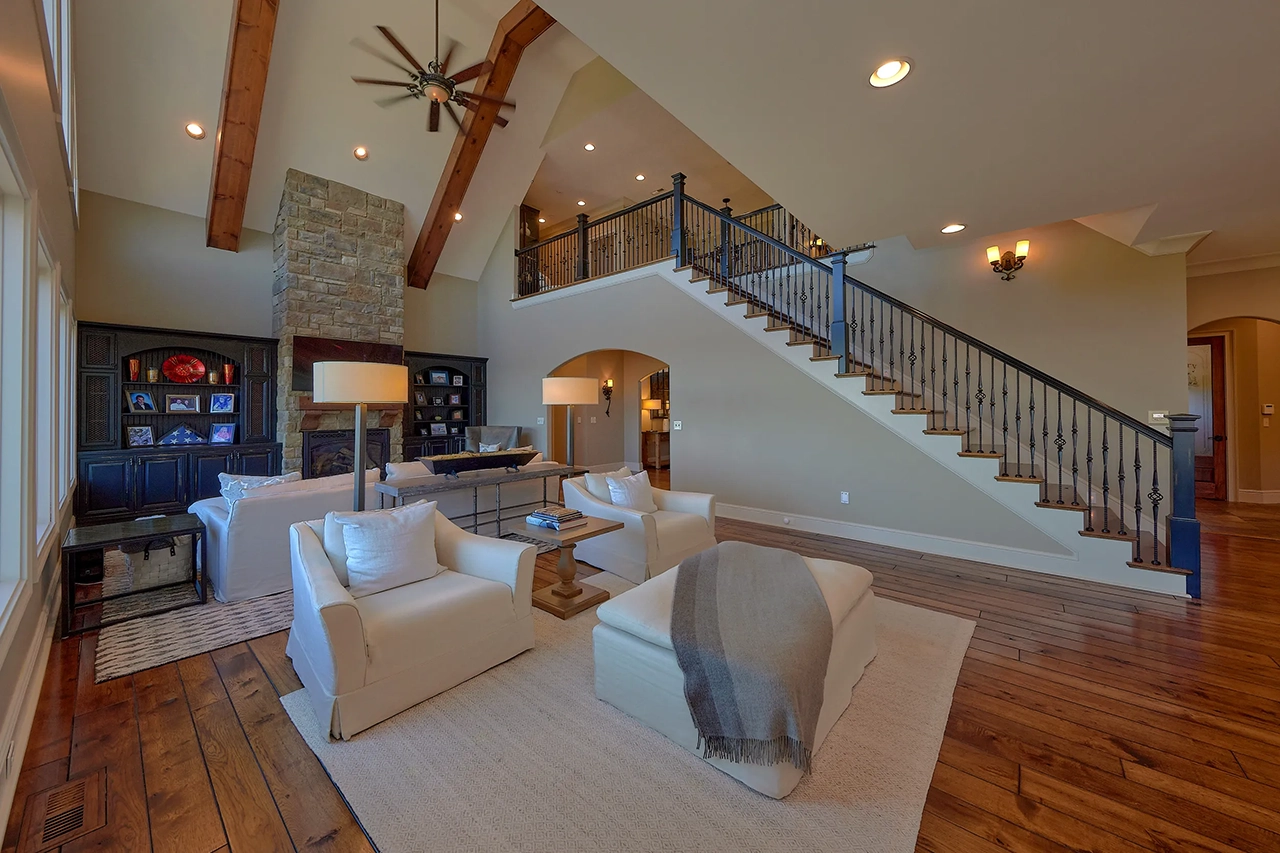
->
[190,470,381,602]
[562,474,716,584]
[286,512,535,739]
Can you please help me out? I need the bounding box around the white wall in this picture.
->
[477,214,1066,554]
[404,272,479,356]
[75,191,274,337]
[1187,266,1280,329]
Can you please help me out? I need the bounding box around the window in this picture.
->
[59,292,73,503]
[34,245,55,544]
[0,161,27,584]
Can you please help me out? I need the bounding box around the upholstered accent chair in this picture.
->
[285,512,536,739]
[465,425,521,452]
[562,476,716,584]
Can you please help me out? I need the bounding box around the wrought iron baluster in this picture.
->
[909,315,917,399]
[888,307,896,393]
[940,333,948,430]
[1116,429,1127,535]
[1149,438,1163,566]
[1042,385,1049,492]
[1001,365,1008,475]
[964,345,972,437]
[1101,417,1110,532]
[1132,438,1143,563]
[1085,410,1094,530]
[1071,401,1079,505]
[1015,369,1023,477]
[975,352,985,450]
[952,337,960,433]
[1055,391,1065,503]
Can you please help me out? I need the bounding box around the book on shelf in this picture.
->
[526,515,588,531]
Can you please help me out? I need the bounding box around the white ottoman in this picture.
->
[593,556,877,798]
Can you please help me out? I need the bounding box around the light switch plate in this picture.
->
[1147,410,1169,426]
[590,416,597,424]
[536,417,545,425]
[673,420,683,430]
[840,491,850,504]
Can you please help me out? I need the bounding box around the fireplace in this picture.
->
[302,429,391,479]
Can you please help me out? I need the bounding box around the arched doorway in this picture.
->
[639,367,671,488]
[545,350,669,476]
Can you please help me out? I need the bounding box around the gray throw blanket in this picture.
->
[671,542,833,773]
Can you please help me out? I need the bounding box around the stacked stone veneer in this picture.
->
[273,169,406,474]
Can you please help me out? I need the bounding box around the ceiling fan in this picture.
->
[350,1,515,133]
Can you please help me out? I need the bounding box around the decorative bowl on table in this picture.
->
[418,450,539,477]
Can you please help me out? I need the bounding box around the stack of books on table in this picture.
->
[526,506,588,531]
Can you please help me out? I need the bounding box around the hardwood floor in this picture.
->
[6,502,1280,852]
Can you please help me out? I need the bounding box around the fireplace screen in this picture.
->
[302,429,391,479]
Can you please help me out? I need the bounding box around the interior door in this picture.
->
[1188,336,1227,499]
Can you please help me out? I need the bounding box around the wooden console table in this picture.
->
[643,430,670,469]
[374,464,585,536]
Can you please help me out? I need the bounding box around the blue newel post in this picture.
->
[828,251,848,374]
[670,172,688,265]
[1167,413,1202,599]
[719,199,733,284]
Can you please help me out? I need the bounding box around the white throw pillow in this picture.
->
[329,501,443,598]
[479,442,503,453]
[307,468,381,490]
[322,513,352,587]
[606,470,658,513]
[583,467,630,503]
[385,461,427,482]
[219,471,302,508]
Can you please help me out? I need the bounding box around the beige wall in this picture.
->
[1187,266,1280,329]
[405,273,479,356]
[856,220,1187,425]
[1191,317,1280,496]
[76,192,275,337]
[546,350,627,467]
[478,214,1065,553]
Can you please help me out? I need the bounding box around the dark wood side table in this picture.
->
[60,513,208,637]
[520,516,624,619]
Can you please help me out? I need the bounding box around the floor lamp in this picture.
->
[313,361,408,511]
[542,377,599,467]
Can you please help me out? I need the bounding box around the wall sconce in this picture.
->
[602,378,614,417]
[987,240,1030,280]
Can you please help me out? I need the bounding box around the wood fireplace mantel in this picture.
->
[298,396,401,431]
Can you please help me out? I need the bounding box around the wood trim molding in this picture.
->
[206,0,279,252]
[407,1,555,288]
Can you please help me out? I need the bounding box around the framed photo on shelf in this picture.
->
[414,409,424,421]
[166,394,200,413]
[126,426,154,447]
[451,375,464,386]
[414,390,427,405]
[448,392,462,405]
[428,369,449,385]
[209,423,237,444]
[126,391,158,413]
[431,396,444,406]
[449,426,460,435]
[429,423,447,436]
[413,371,425,385]
[209,393,236,414]
[450,409,464,421]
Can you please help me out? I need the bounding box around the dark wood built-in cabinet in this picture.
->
[402,351,488,460]
[75,322,282,523]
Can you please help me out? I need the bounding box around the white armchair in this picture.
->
[562,477,716,584]
[285,512,536,739]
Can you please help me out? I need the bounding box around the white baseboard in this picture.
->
[1237,489,1280,504]
[715,502,1187,598]
[0,580,60,834]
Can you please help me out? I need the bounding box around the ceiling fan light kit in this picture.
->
[351,1,515,135]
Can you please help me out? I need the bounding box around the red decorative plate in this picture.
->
[161,354,207,383]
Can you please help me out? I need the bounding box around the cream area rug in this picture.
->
[281,573,975,853]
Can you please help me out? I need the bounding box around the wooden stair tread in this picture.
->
[811,354,841,362]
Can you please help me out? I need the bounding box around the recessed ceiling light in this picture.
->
[453,212,463,221]
[353,146,369,160]
[583,143,595,151]
[577,200,586,206]
[537,217,546,223]
[869,58,911,88]
[635,174,645,181]
[185,122,205,139]
[940,223,966,234]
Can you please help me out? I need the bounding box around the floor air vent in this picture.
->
[18,769,107,853]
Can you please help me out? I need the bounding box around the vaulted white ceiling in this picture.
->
[533,0,1280,265]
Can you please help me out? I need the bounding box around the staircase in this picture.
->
[515,174,1203,597]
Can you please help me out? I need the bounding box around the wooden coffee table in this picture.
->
[522,516,624,619]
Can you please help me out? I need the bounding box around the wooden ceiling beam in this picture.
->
[206,0,279,252]
[408,0,555,288]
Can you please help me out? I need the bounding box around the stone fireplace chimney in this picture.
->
[272,169,406,474]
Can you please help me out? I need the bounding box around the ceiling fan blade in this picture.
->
[350,36,414,76]
[461,98,509,127]
[439,38,458,77]
[457,90,515,110]
[444,102,465,132]
[429,100,440,132]
[376,25,425,73]
[352,76,413,87]
[376,92,417,108]
[449,60,490,85]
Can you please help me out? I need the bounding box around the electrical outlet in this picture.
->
[840,491,849,504]
[673,420,683,430]
[590,416,597,424]
[536,416,545,425]
[576,417,582,424]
